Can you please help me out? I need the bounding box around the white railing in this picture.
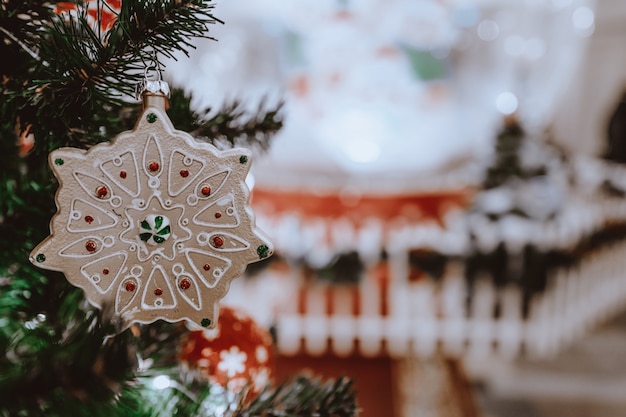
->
[225,239,626,360]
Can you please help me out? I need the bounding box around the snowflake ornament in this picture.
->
[179,305,275,398]
[218,346,247,378]
[29,81,273,329]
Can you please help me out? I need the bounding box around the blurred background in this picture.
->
[167,0,626,416]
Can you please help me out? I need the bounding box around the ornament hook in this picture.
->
[135,60,170,102]
[143,60,163,82]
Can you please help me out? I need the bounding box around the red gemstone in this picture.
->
[201,186,211,196]
[85,240,97,252]
[215,212,222,218]
[125,281,136,292]
[180,169,189,178]
[149,161,159,172]
[85,215,94,224]
[102,268,109,275]
[154,288,163,296]
[179,279,191,290]
[96,186,108,198]
[203,264,211,271]
[120,170,127,179]
[212,236,224,248]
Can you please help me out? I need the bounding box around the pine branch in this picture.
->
[166,88,283,151]
[0,293,137,417]
[1,0,221,151]
[194,98,284,151]
[113,0,223,61]
[112,374,359,417]
[238,376,359,417]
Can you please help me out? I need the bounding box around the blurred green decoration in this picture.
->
[467,119,569,309]
[483,118,527,190]
[466,116,626,315]
[402,46,449,81]
[315,251,364,284]
[284,31,307,68]
[0,1,356,416]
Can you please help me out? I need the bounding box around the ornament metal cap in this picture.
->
[136,63,170,110]
[140,79,170,97]
[136,79,170,110]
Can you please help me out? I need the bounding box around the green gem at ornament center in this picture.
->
[139,214,171,245]
[146,113,157,123]
[201,318,211,327]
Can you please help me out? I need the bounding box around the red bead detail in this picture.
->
[102,268,109,275]
[125,281,136,292]
[120,170,127,179]
[179,279,191,290]
[203,264,211,271]
[149,161,159,172]
[85,215,94,224]
[215,212,222,218]
[180,169,189,178]
[96,186,108,198]
[201,186,211,196]
[85,240,97,252]
[212,236,224,248]
[154,288,163,296]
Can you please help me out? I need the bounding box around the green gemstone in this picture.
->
[35,253,46,262]
[146,113,157,123]
[201,318,211,328]
[157,225,170,236]
[257,244,270,259]
[239,155,248,164]
[54,158,64,166]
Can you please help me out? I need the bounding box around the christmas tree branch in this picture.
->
[238,376,359,417]
[0,26,39,60]
[166,88,284,151]
[1,0,221,149]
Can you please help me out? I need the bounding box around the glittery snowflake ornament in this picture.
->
[29,80,273,329]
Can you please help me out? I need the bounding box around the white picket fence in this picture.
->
[225,239,626,360]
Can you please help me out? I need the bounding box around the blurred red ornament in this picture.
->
[179,306,275,398]
[17,124,34,157]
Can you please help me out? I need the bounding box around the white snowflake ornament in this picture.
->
[29,83,273,329]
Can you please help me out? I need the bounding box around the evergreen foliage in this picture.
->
[0,1,356,415]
